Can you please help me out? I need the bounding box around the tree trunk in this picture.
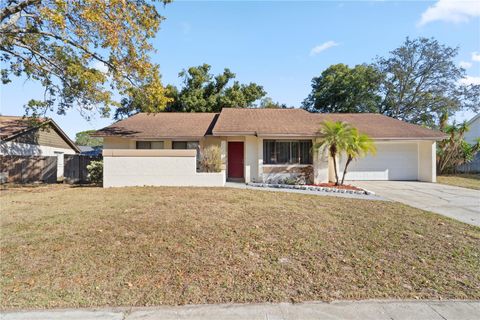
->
[331,154,339,186]
[341,156,352,186]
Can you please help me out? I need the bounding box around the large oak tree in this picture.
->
[1,0,172,118]
[115,63,267,119]
[376,37,480,127]
[302,63,383,113]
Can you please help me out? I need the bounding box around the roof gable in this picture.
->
[0,116,80,152]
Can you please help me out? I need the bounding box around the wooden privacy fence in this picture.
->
[0,155,57,183]
[64,155,102,184]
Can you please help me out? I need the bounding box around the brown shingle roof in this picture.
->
[214,109,445,140]
[309,113,447,140]
[0,116,47,139]
[213,108,318,136]
[93,109,446,141]
[93,113,219,139]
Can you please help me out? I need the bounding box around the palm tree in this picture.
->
[341,130,376,185]
[314,121,355,185]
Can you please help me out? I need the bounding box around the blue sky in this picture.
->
[1,0,479,139]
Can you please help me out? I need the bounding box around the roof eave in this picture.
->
[212,131,257,136]
[372,136,447,141]
[97,135,207,140]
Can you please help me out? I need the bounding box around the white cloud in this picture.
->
[459,75,480,85]
[418,0,480,26]
[472,52,480,62]
[459,61,472,69]
[309,41,339,56]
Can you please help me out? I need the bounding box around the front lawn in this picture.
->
[437,174,480,190]
[1,186,479,310]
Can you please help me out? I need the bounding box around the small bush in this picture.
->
[200,145,222,172]
[87,160,103,184]
[281,177,297,185]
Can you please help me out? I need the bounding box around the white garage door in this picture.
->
[339,142,418,181]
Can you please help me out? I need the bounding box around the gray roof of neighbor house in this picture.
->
[93,112,219,139]
[467,113,480,125]
[0,115,80,152]
[94,109,446,140]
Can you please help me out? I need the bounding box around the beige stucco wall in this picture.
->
[103,136,437,185]
[103,150,225,187]
[418,140,436,182]
[244,136,259,183]
[313,142,330,184]
[103,137,134,149]
[104,137,210,150]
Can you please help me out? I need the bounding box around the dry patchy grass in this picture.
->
[1,186,479,310]
[437,174,480,190]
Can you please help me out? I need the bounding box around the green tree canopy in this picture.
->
[75,130,102,147]
[115,63,267,119]
[376,37,480,127]
[302,63,383,113]
[258,97,289,109]
[1,0,172,118]
[168,64,266,112]
[437,117,480,174]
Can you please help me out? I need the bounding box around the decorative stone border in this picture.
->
[247,182,375,196]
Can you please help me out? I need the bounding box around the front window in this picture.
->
[136,141,164,149]
[263,140,312,164]
[172,141,199,150]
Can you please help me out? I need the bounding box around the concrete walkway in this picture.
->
[225,182,384,201]
[2,301,479,320]
[353,181,480,226]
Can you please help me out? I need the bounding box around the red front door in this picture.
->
[228,142,244,179]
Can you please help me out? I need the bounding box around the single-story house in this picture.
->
[0,116,80,180]
[94,108,446,188]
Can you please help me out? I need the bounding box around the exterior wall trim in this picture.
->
[103,149,196,157]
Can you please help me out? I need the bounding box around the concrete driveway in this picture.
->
[353,181,480,227]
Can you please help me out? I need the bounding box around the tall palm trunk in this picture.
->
[330,145,339,185]
[341,156,352,185]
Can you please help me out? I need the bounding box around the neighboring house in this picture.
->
[458,113,480,173]
[464,113,480,145]
[94,109,445,187]
[0,116,80,179]
[78,145,103,156]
